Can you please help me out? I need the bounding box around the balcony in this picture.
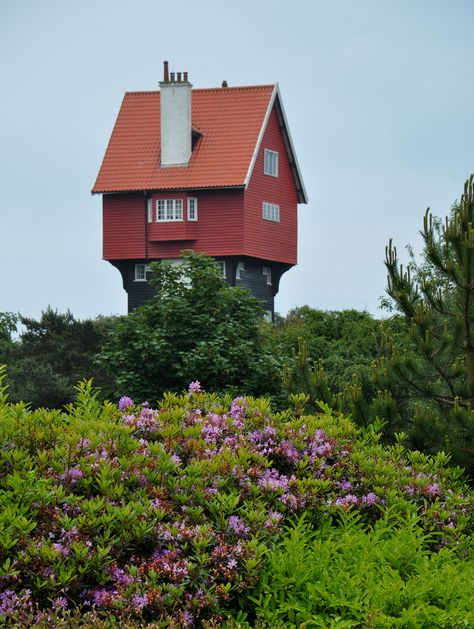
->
[148,221,198,242]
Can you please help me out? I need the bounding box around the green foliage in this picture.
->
[242,512,474,628]
[374,177,474,475]
[277,308,407,436]
[0,313,17,346]
[0,308,114,408]
[268,307,382,396]
[98,252,280,402]
[0,374,471,626]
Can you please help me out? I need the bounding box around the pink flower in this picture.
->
[361,492,377,506]
[118,396,134,411]
[228,515,249,537]
[188,381,202,393]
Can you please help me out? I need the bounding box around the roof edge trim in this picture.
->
[244,84,308,204]
[93,184,247,195]
[243,85,277,189]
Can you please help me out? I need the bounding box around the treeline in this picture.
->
[2,176,474,479]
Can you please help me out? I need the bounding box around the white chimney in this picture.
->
[159,61,192,167]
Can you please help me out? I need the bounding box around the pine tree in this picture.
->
[378,176,474,475]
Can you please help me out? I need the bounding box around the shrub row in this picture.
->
[0,369,472,626]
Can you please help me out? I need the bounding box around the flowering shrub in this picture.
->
[0,368,472,627]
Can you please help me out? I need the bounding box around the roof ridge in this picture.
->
[124,84,275,97]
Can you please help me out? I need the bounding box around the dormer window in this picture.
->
[264,149,278,177]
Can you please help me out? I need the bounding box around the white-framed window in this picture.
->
[263,310,273,323]
[236,261,245,280]
[262,266,272,285]
[163,257,184,266]
[147,198,153,223]
[262,202,280,222]
[187,197,198,221]
[134,263,151,281]
[156,199,183,222]
[264,149,278,177]
[216,260,226,278]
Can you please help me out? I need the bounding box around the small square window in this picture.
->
[134,263,151,281]
[262,202,280,222]
[156,199,183,222]
[264,149,278,177]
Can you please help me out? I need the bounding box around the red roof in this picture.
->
[93,85,277,194]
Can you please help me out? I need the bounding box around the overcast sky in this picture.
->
[1,0,473,321]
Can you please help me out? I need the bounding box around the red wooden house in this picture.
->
[92,62,307,319]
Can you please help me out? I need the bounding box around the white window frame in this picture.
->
[262,266,272,285]
[264,149,278,177]
[236,261,245,280]
[262,202,280,223]
[216,260,226,278]
[187,197,198,221]
[147,198,153,223]
[263,310,273,323]
[134,263,151,281]
[156,199,183,222]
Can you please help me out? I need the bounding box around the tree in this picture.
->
[276,307,406,431]
[0,312,17,347]
[98,252,280,402]
[0,308,113,408]
[281,179,474,478]
[377,176,474,473]
[267,307,382,395]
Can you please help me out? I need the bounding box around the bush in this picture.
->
[247,513,474,627]
[0,367,471,627]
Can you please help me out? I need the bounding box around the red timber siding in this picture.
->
[244,105,298,265]
[103,193,146,259]
[103,189,245,260]
[147,189,244,258]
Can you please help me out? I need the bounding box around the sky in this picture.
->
[1,0,474,321]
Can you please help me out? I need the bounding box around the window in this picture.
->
[187,197,198,221]
[156,199,183,222]
[216,260,226,278]
[263,310,273,323]
[262,202,280,222]
[262,266,272,285]
[163,258,184,266]
[147,198,153,223]
[264,149,278,177]
[236,262,245,280]
[134,263,151,281]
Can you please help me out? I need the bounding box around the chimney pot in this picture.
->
[177,72,182,82]
[183,71,188,82]
[163,60,169,82]
[170,71,175,81]
[222,80,228,88]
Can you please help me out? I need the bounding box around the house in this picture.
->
[92,62,307,320]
